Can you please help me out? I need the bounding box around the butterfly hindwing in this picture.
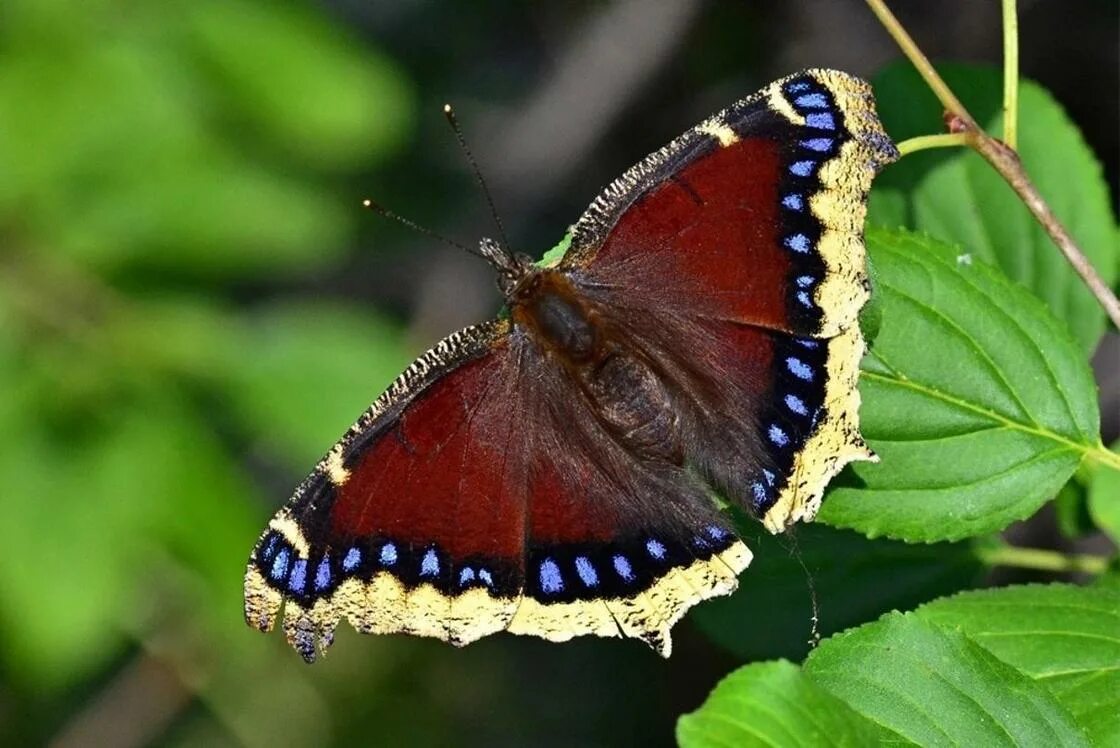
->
[246,317,752,660]
[506,344,751,655]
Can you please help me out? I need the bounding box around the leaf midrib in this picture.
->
[859,369,1093,460]
[878,245,1088,437]
[879,259,1040,426]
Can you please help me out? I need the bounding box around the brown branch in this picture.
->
[971,135,1120,328]
[866,0,1120,331]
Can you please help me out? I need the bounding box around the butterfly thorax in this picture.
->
[511,269,682,462]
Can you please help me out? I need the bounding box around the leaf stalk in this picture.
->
[895,133,972,156]
[976,543,1112,576]
[1001,0,1020,149]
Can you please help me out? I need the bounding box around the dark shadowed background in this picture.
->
[1,1,1115,745]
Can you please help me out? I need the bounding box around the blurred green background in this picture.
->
[1,1,1115,745]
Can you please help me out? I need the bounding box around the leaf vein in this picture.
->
[860,370,1091,457]
[876,281,1037,426]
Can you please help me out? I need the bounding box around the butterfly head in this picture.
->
[479,236,534,297]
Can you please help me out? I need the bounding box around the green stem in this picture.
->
[977,543,1111,575]
[1087,444,1120,472]
[970,137,1120,329]
[896,132,973,156]
[1001,0,1020,149]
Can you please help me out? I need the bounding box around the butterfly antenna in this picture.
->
[442,103,513,256]
[362,199,493,264]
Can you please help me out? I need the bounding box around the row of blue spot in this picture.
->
[771,80,835,519]
[262,525,733,601]
[779,77,841,285]
[748,333,831,510]
[762,349,819,452]
[536,528,727,596]
[753,382,821,510]
[538,551,637,595]
[263,535,496,596]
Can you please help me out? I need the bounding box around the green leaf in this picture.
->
[677,660,888,748]
[916,583,1120,744]
[1088,441,1120,543]
[804,612,1090,747]
[1053,480,1096,540]
[182,0,414,168]
[0,0,403,278]
[220,303,413,466]
[870,63,1118,353]
[1096,572,1120,591]
[692,525,983,662]
[819,229,1100,542]
[54,147,352,276]
[870,63,1003,204]
[0,388,258,690]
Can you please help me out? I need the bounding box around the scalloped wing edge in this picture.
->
[246,529,752,662]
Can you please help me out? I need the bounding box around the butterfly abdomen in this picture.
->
[582,352,680,461]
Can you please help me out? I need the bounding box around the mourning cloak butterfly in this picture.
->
[245,69,898,662]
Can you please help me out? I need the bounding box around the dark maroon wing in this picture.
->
[244,320,527,660]
[246,319,749,661]
[559,69,898,532]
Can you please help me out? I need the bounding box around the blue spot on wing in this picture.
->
[261,534,278,562]
[420,549,439,577]
[801,137,833,153]
[782,193,804,211]
[796,274,814,288]
[478,568,493,587]
[315,557,332,590]
[795,93,828,109]
[539,559,563,594]
[288,558,307,593]
[380,543,397,566]
[342,547,361,572]
[459,567,475,586]
[785,394,809,416]
[785,233,811,253]
[763,469,776,485]
[270,547,290,581]
[613,555,634,582]
[787,357,814,381]
[575,557,598,587]
[790,160,815,177]
[769,425,790,447]
[646,539,667,560]
[797,291,813,308]
[752,481,768,503]
[707,525,728,541]
[806,112,836,130]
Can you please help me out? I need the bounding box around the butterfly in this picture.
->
[244,69,898,662]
